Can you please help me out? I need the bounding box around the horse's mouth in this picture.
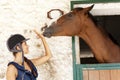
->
[43,32,52,38]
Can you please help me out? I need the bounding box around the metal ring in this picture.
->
[47,9,64,19]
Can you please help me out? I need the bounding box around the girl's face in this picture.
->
[22,42,29,54]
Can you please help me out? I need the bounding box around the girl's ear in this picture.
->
[16,45,21,50]
[83,4,94,14]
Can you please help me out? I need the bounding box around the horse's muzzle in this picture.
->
[43,32,52,38]
[43,28,54,38]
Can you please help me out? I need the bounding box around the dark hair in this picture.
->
[13,52,17,56]
[24,57,38,77]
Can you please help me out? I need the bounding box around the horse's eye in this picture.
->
[67,13,73,17]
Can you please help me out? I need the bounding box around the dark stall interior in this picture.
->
[80,15,120,64]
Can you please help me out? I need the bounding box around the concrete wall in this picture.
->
[0,0,72,80]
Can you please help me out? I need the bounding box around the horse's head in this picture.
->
[43,5,94,38]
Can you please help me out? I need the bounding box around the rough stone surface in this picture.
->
[0,0,72,80]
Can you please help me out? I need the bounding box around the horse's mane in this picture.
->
[73,7,119,45]
[89,12,119,45]
[88,13,98,26]
[89,13,119,45]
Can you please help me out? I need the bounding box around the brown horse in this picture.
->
[43,5,120,63]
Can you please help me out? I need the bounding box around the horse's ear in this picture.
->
[83,4,94,14]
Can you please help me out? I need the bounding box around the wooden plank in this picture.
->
[88,70,100,80]
[110,70,120,80]
[99,70,110,80]
[83,70,88,80]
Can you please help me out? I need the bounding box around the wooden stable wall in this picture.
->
[83,69,120,80]
[76,64,120,80]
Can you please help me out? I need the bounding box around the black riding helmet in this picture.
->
[7,34,29,52]
[7,34,29,67]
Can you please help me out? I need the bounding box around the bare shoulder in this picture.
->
[7,64,16,70]
[6,64,17,79]
[7,64,17,74]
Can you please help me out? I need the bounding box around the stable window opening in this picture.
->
[80,15,120,64]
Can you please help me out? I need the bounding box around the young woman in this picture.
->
[6,30,52,80]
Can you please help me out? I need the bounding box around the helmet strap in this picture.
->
[12,43,25,68]
[17,43,25,68]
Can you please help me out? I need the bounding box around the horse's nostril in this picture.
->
[43,32,46,36]
[42,27,54,38]
[43,32,51,38]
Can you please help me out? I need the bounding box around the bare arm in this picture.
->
[31,30,52,66]
[6,65,17,80]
